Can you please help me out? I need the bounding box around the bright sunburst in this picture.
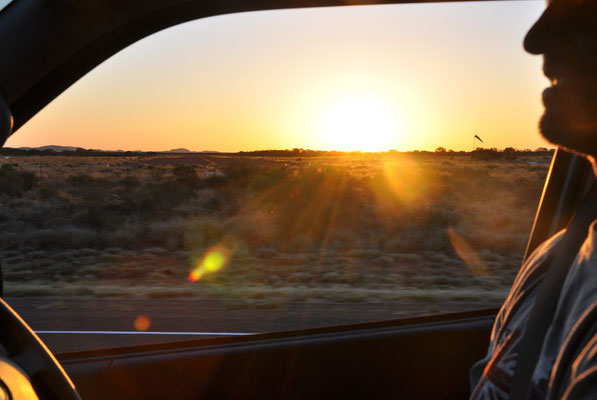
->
[317,96,398,152]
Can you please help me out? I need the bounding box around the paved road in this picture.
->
[5,297,498,353]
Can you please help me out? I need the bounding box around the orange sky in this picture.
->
[7,1,548,152]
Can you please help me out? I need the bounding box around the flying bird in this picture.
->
[474,134,484,143]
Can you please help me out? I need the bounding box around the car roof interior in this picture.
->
[1,0,595,399]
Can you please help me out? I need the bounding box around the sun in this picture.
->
[317,96,398,152]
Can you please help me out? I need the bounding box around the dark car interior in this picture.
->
[0,0,592,399]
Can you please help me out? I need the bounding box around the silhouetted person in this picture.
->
[470,1,597,399]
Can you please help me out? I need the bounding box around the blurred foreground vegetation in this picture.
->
[0,152,550,311]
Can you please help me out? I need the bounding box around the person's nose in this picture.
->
[524,10,553,55]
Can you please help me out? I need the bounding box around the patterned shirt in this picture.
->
[471,220,597,399]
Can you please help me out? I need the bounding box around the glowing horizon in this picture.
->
[6,1,548,153]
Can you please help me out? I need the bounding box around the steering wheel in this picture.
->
[0,298,81,399]
[0,90,79,400]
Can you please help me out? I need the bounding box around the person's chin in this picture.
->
[539,111,597,158]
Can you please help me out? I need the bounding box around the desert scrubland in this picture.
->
[0,151,551,315]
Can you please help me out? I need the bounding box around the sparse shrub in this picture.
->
[503,147,518,160]
[36,183,59,200]
[248,167,291,191]
[138,181,193,214]
[150,167,164,181]
[172,165,200,187]
[67,173,95,187]
[203,174,228,188]
[471,148,503,160]
[222,163,258,182]
[119,176,140,189]
[0,166,37,196]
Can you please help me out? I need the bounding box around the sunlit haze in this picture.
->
[8,1,548,152]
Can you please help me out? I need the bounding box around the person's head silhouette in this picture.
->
[524,0,597,160]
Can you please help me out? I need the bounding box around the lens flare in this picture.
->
[188,244,231,282]
[382,160,427,204]
[134,315,151,331]
[370,159,431,215]
[447,228,489,275]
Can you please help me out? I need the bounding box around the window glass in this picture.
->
[0,0,14,13]
[3,0,547,353]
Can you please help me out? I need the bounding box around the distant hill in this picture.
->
[19,145,85,152]
[14,146,223,154]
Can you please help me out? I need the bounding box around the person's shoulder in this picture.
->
[528,229,567,267]
[577,220,597,265]
[510,229,566,296]
[492,230,567,340]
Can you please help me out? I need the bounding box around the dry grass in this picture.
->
[0,152,549,310]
